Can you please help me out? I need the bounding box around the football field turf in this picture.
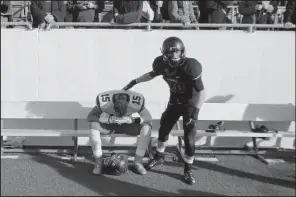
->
[1,152,295,196]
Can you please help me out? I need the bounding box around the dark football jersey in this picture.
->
[152,56,202,104]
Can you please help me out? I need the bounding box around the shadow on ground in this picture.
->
[23,151,225,196]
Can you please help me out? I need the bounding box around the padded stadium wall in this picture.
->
[1,29,295,149]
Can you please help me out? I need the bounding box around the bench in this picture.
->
[1,101,295,164]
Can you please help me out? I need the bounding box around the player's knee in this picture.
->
[89,122,110,135]
[89,122,101,130]
[140,123,152,134]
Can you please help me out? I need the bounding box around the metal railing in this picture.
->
[1,21,32,29]
[1,22,295,33]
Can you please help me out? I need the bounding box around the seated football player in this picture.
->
[87,89,152,175]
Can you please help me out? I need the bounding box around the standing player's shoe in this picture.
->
[92,158,103,175]
[131,162,147,175]
[145,157,164,170]
[183,169,196,185]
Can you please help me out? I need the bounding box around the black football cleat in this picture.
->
[183,170,196,185]
[144,158,164,171]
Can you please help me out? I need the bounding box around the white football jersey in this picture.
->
[96,90,145,116]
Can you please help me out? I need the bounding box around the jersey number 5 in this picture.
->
[101,94,111,102]
[132,95,141,105]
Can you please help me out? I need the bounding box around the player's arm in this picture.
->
[87,94,117,124]
[133,107,153,127]
[193,78,206,110]
[190,59,206,110]
[123,57,162,91]
[87,105,121,124]
[87,105,104,123]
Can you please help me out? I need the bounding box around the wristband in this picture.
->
[133,117,143,124]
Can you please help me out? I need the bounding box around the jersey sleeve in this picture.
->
[188,59,202,80]
[152,56,164,76]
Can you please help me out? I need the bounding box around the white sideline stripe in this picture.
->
[195,157,218,162]
[265,159,285,164]
[127,156,149,162]
[60,156,85,161]
[1,155,19,159]
[59,156,150,162]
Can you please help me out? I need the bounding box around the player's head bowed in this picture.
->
[113,93,129,117]
[161,36,186,69]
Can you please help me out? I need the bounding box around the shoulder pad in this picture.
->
[126,91,145,113]
[96,90,125,112]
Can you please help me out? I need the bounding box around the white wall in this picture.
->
[1,29,295,149]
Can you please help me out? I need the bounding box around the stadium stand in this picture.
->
[1,1,294,30]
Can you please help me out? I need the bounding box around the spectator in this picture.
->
[239,1,278,24]
[1,0,12,23]
[113,0,143,24]
[141,1,154,23]
[276,0,287,6]
[226,1,240,24]
[30,1,67,29]
[160,0,170,22]
[238,1,258,24]
[284,0,296,28]
[198,1,233,24]
[259,1,278,24]
[66,1,105,23]
[192,1,200,22]
[149,0,163,23]
[168,1,198,29]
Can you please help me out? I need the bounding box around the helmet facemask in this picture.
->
[162,48,185,68]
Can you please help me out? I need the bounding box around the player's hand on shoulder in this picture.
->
[122,80,137,91]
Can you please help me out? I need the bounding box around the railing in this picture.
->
[1,21,31,29]
[1,22,295,33]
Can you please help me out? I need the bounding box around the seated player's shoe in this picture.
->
[183,169,196,185]
[131,162,147,175]
[92,158,103,175]
[144,158,164,171]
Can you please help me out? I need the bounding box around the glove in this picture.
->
[116,116,133,125]
[122,79,137,91]
[185,118,197,130]
[185,106,199,130]
[108,115,133,125]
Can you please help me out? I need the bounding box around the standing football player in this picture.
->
[87,89,152,175]
[123,36,206,185]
